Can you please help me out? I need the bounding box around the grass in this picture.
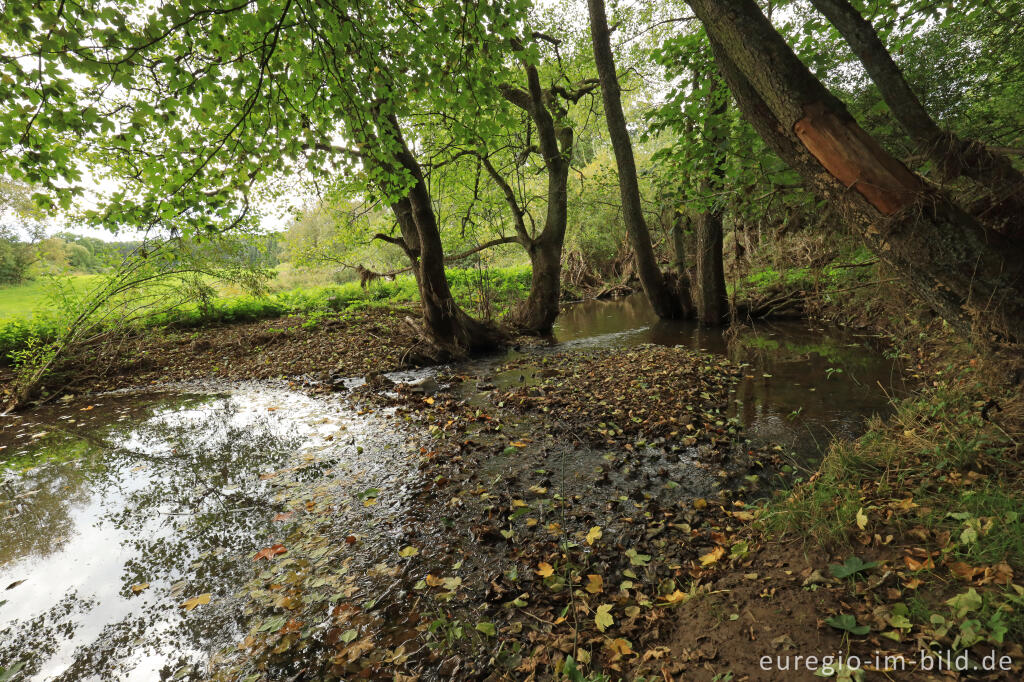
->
[759,351,1024,649]
[0,264,534,362]
[0,275,103,321]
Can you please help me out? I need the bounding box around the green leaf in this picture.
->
[475,621,496,636]
[828,556,878,579]
[946,588,983,618]
[825,614,870,635]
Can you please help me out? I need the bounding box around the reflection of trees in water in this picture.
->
[1,396,313,681]
[0,592,93,675]
[0,445,93,565]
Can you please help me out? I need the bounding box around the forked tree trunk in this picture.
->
[807,0,1024,230]
[693,76,730,325]
[387,117,506,358]
[690,0,1024,340]
[495,63,580,335]
[587,0,688,319]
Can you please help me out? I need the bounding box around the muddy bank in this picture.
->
[0,306,415,404]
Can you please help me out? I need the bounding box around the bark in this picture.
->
[693,76,730,325]
[385,116,506,357]
[692,0,1024,340]
[670,209,690,280]
[808,0,1024,228]
[494,62,583,334]
[587,0,687,319]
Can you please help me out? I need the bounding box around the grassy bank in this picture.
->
[0,265,533,363]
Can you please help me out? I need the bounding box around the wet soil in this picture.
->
[0,296,915,681]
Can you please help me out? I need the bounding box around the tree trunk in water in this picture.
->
[587,0,687,319]
[387,117,506,357]
[690,0,1024,340]
[693,76,730,326]
[807,0,1024,233]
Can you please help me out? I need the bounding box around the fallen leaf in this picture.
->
[180,593,211,611]
[535,562,554,578]
[595,603,614,632]
[131,583,149,593]
[585,574,604,594]
[253,544,287,561]
[398,546,419,558]
[856,507,868,530]
[699,546,725,566]
[585,526,602,545]
[903,555,934,571]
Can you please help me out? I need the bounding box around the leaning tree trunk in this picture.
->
[388,118,506,358]
[689,0,1024,340]
[587,0,688,319]
[807,0,1024,232]
[693,75,730,325]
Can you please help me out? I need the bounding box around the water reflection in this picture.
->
[551,295,906,462]
[0,389,337,681]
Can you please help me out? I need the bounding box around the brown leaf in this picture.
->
[253,544,287,561]
[903,555,934,571]
[948,561,982,581]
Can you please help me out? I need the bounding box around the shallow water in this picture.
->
[550,296,906,463]
[0,296,904,680]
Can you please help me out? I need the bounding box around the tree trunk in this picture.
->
[387,117,506,357]
[671,209,690,281]
[693,76,730,325]
[694,209,728,324]
[691,0,1024,340]
[807,0,1024,231]
[495,62,588,334]
[587,0,687,319]
[514,234,564,333]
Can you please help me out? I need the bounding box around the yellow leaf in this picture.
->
[180,593,211,611]
[511,499,528,508]
[425,574,445,587]
[699,546,725,566]
[594,603,614,632]
[660,589,688,604]
[131,583,149,593]
[363,497,377,506]
[693,498,707,510]
[856,507,868,530]
[585,526,603,545]
[585,574,604,594]
[606,637,634,657]
[535,562,554,578]
[525,517,538,527]
[399,546,419,558]
[424,397,434,405]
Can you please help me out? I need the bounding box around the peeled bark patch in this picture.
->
[794,103,922,215]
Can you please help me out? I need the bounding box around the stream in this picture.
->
[0,295,907,680]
